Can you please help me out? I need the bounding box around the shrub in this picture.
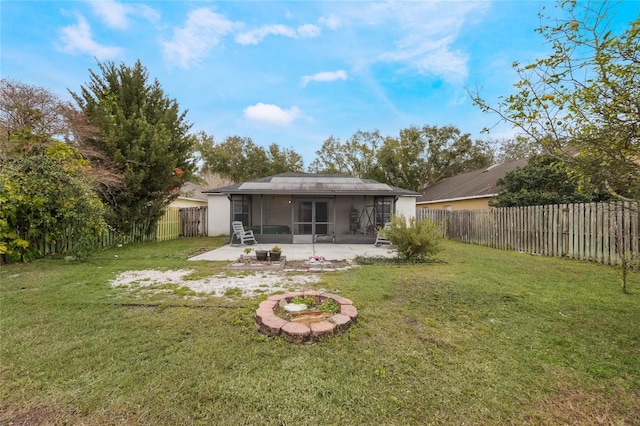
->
[1,144,107,262]
[383,215,443,262]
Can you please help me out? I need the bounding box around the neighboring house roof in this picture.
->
[178,182,208,202]
[203,173,420,196]
[417,158,529,204]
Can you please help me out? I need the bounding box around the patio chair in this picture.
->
[374,223,391,246]
[231,221,258,246]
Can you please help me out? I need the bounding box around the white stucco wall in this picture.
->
[395,196,417,222]
[207,194,231,236]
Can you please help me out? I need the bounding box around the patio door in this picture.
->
[293,199,332,243]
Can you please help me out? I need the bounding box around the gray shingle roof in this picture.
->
[178,182,208,201]
[203,173,420,196]
[417,158,528,204]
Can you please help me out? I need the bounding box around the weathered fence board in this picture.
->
[180,207,208,237]
[418,202,640,268]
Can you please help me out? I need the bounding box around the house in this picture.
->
[416,158,528,210]
[203,173,420,244]
[171,182,208,208]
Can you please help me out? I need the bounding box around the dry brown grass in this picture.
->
[521,368,640,425]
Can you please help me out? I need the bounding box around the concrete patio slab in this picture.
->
[188,243,395,262]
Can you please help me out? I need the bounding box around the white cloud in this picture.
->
[235,23,321,45]
[301,70,348,87]
[90,0,160,30]
[162,8,240,68]
[353,2,489,84]
[416,48,469,83]
[243,103,301,126]
[318,14,341,30]
[59,15,122,59]
[381,34,469,82]
[296,24,321,38]
[91,0,129,29]
[236,24,295,45]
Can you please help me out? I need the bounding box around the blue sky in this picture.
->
[2,1,638,165]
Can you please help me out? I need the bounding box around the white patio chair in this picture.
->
[374,222,392,246]
[231,221,258,246]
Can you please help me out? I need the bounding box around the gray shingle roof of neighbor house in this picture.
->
[202,173,421,196]
[417,158,529,204]
[178,182,208,201]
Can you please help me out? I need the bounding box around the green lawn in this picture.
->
[1,238,638,425]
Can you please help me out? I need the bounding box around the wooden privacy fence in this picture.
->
[179,206,208,237]
[11,206,208,261]
[157,207,181,241]
[137,206,208,241]
[417,202,640,267]
[29,220,159,259]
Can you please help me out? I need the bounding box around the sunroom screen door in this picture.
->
[292,200,330,243]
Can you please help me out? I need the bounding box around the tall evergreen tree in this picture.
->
[72,60,196,235]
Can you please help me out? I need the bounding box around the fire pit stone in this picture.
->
[255,291,357,343]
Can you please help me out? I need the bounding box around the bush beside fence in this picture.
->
[418,202,639,267]
[5,206,207,262]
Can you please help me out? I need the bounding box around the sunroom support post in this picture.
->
[260,194,264,234]
[290,195,294,238]
[227,195,233,243]
[333,195,337,243]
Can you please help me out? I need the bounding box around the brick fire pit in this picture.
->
[255,291,358,343]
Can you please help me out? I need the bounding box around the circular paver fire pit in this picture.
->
[255,291,358,343]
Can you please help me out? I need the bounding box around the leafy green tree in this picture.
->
[308,136,347,174]
[423,125,494,185]
[310,126,491,191]
[1,79,71,150]
[197,134,303,182]
[1,80,108,261]
[490,155,611,207]
[1,78,124,199]
[471,1,640,200]
[309,130,383,179]
[198,131,303,182]
[377,126,428,192]
[198,134,266,182]
[490,136,540,163]
[72,60,196,235]
[265,143,304,176]
[377,125,493,191]
[1,140,106,262]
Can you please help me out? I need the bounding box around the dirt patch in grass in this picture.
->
[1,405,53,425]
[522,370,640,425]
[110,269,321,297]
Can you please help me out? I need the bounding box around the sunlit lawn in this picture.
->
[1,237,638,425]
